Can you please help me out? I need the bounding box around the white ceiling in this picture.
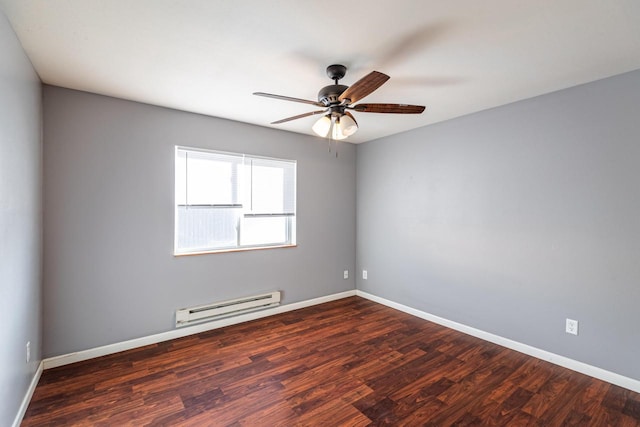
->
[2,1,640,144]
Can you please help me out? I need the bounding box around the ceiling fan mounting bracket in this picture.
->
[326,64,347,82]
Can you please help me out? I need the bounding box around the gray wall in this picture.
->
[357,70,640,380]
[42,86,356,357]
[0,11,42,427]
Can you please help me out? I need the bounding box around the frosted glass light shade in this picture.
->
[331,122,348,140]
[313,114,358,140]
[331,114,358,140]
[338,114,358,136]
[312,115,332,137]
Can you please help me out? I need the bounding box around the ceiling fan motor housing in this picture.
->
[318,84,348,106]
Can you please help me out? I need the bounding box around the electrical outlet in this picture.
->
[362,270,368,280]
[26,341,31,363]
[343,270,349,279]
[566,318,579,336]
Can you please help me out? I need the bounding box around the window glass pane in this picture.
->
[250,158,296,214]
[251,163,284,214]
[177,206,241,251]
[187,158,233,204]
[240,216,289,246]
[175,147,296,254]
[183,150,243,205]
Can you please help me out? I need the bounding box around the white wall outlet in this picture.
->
[362,270,368,280]
[566,318,579,336]
[26,341,31,363]
[343,270,349,279]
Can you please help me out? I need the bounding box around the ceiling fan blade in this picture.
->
[254,92,324,107]
[352,103,426,114]
[271,109,327,124]
[338,71,390,104]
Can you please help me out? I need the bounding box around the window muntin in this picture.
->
[175,147,296,254]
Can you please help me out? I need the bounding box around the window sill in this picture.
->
[174,244,297,257]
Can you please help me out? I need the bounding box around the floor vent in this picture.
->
[175,291,281,327]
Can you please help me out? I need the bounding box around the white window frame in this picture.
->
[174,146,296,255]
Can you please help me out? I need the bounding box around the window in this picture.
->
[175,147,296,254]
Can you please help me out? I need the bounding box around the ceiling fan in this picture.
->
[254,64,425,140]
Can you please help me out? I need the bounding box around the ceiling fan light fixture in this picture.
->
[338,114,358,137]
[330,115,357,140]
[331,124,348,140]
[312,115,332,137]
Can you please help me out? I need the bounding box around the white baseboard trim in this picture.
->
[12,361,43,427]
[43,290,357,370]
[39,288,640,393]
[356,290,640,393]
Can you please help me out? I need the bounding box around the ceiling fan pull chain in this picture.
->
[334,115,340,145]
[328,116,336,153]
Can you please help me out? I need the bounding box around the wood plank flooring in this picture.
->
[23,297,640,426]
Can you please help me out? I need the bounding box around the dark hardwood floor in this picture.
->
[23,297,640,426]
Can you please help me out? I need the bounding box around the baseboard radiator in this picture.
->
[175,291,281,327]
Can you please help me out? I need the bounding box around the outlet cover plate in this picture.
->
[566,318,579,335]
